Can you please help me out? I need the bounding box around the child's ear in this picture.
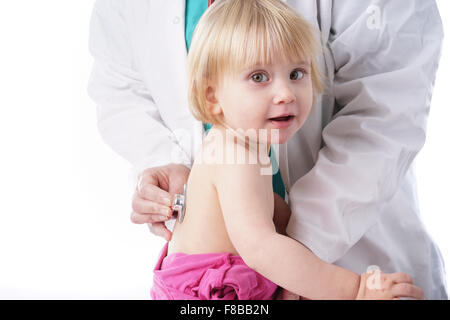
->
[205,85,223,116]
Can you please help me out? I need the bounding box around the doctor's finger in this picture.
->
[137,169,165,193]
[130,211,169,224]
[391,283,424,300]
[136,183,172,206]
[132,193,172,217]
[147,222,172,241]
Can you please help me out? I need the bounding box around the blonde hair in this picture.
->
[187,0,324,126]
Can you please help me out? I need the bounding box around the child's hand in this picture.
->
[356,270,424,300]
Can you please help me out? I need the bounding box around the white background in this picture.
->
[0,1,448,299]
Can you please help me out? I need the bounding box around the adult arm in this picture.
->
[87,0,192,181]
[286,0,444,263]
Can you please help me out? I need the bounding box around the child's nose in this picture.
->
[273,81,296,105]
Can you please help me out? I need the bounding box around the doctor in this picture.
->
[88,0,448,299]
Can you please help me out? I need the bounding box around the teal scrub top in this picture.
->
[185,0,286,200]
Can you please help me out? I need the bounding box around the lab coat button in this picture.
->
[173,16,180,24]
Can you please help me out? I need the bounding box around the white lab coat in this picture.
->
[87,0,448,299]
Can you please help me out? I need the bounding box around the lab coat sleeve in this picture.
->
[87,0,192,184]
[286,0,444,263]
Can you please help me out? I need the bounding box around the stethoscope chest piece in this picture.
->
[172,183,187,223]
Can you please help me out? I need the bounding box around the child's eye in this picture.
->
[250,69,306,83]
[251,73,268,83]
[290,69,305,80]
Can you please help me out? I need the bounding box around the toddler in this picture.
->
[150,0,423,300]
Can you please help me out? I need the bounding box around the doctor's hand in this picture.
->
[356,270,424,300]
[130,163,191,241]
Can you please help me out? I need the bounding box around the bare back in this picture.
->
[167,154,240,256]
[167,133,274,256]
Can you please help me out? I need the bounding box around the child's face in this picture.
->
[211,58,313,145]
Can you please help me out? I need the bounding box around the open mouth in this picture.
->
[268,115,295,128]
[269,115,295,129]
[269,115,294,121]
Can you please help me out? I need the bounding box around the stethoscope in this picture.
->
[171,183,187,223]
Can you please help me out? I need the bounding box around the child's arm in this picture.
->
[272,193,302,299]
[215,161,424,300]
[214,161,360,299]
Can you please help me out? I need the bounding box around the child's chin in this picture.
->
[266,132,291,145]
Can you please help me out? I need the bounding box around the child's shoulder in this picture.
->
[198,138,259,170]
[194,127,271,185]
[193,153,261,184]
[201,127,268,161]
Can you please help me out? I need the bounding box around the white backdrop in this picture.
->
[0,1,448,299]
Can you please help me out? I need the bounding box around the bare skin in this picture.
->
[131,130,424,300]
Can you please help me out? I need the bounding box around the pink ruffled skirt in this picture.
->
[150,242,278,300]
